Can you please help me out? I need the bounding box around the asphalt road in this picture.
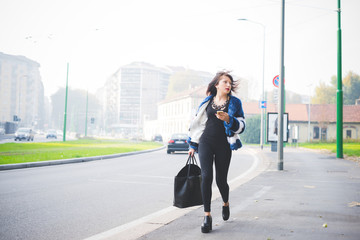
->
[0,147,257,240]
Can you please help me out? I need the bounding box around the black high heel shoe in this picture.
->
[222,205,230,221]
[201,215,212,233]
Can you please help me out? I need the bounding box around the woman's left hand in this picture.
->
[216,112,230,124]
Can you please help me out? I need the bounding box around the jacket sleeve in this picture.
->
[224,98,246,135]
[225,116,246,134]
[187,137,199,151]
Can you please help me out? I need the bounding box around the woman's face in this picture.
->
[216,75,232,95]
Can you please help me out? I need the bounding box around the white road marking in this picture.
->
[89,178,170,186]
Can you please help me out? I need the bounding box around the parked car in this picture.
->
[167,133,189,154]
[14,128,34,141]
[46,129,57,139]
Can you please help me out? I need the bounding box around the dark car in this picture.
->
[46,129,57,139]
[14,128,34,141]
[167,133,189,154]
[152,134,163,142]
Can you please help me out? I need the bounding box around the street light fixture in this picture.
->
[238,18,266,149]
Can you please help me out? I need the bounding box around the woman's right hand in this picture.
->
[188,148,195,156]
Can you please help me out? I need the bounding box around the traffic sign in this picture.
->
[273,75,285,88]
[273,75,279,87]
[260,100,267,109]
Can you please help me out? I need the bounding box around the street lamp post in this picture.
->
[63,63,69,142]
[278,0,286,170]
[238,18,266,149]
[17,77,22,126]
[307,84,312,142]
[85,90,88,137]
[336,0,343,158]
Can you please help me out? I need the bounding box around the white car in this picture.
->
[14,128,34,141]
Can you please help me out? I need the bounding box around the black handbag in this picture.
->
[173,155,203,208]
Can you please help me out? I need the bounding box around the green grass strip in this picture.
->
[0,139,163,165]
[299,142,360,157]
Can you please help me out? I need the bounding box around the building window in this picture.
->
[346,130,352,138]
[313,126,319,139]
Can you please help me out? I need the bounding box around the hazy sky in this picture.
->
[1,0,359,99]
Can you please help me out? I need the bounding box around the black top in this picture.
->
[200,99,228,144]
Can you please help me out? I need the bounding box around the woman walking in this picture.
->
[188,71,245,233]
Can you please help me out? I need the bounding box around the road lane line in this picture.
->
[89,178,170,186]
[115,174,173,179]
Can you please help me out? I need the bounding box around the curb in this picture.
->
[0,145,166,171]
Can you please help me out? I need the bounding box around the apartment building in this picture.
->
[103,62,171,137]
[0,52,45,132]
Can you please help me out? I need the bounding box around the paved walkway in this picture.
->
[137,147,360,240]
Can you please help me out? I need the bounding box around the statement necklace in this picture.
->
[211,97,229,110]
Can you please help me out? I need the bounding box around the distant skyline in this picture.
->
[1,0,359,99]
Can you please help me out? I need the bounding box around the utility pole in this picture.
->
[85,90,88,137]
[277,0,285,170]
[63,63,69,142]
[336,0,343,158]
[237,18,266,149]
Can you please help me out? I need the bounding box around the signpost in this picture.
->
[278,0,286,170]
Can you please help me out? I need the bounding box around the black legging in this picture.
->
[198,139,232,212]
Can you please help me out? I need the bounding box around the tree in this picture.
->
[343,71,360,105]
[241,115,260,144]
[312,71,360,105]
[312,81,336,104]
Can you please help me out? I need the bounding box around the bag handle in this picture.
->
[186,155,199,177]
[186,155,198,166]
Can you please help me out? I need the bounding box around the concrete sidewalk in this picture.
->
[138,147,360,240]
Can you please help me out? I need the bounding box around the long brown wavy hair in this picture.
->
[206,71,238,96]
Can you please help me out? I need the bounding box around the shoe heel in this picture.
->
[201,216,212,233]
[201,225,210,233]
[222,205,230,221]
